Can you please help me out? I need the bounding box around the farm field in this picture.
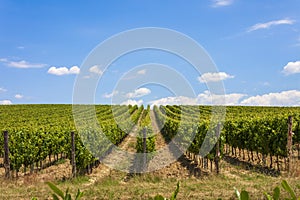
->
[0,104,299,199]
[2,1,300,199]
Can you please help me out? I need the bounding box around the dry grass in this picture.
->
[0,159,299,200]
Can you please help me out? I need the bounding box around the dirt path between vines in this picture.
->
[149,110,166,150]
[88,110,205,185]
[147,110,204,178]
[87,111,144,184]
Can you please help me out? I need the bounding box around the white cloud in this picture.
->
[148,89,300,107]
[69,66,80,74]
[0,58,8,62]
[0,87,7,92]
[150,96,197,106]
[282,61,300,75]
[103,90,119,98]
[122,69,147,80]
[197,90,246,105]
[262,82,271,86]
[241,90,300,106]
[15,94,23,99]
[89,65,103,75]
[247,18,295,32]
[137,69,146,75]
[0,100,12,105]
[126,88,151,98]
[121,99,143,106]
[211,0,233,7]
[17,46,25,49]
[198,72,234,83]
[149,91,246,106]
[0,58,46,68]
[47,66,80,76]
[149,90,300,106]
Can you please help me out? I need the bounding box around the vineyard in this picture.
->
[0,104,143,176]
[0,104,299,180]
[154,105,300,174]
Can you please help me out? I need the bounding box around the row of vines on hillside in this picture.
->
[154,105,300,172]
[0,104,142,177]
[136,105,156,154]
[153,105,222,172]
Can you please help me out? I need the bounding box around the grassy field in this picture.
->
[0,158,299,200]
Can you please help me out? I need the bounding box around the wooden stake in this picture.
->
[71,131,76,177]
[3,131,11,179]
[143,127,147,170]
[215,123,220,174]
[287,116,293,173]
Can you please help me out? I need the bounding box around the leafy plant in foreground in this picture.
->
[234,187,250,200]
[264,180,300,200]
[151,181,180,200]
[234,180,299,200]
[46,182,83,200]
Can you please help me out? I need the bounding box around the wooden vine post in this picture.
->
[143,127,147,170]
[3,130,11,179]
[71,131,76,177]
[215,123,221,174]
[287,116,293,173]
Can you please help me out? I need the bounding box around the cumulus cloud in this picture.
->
[0,87,7,92]
[211,0,233,7]
[121,99,143,106]
[0,100,12,105]
[137,69,146,75]
[241,90,300,106]
[126,88,151,98]
[149,91,246,106]
[89,65,103,75]
[103,90,119,98]
[247,18,295,32]
[15,94,23,99]
[197,91,246,105]
[282,61,300,75]
[122,69,147,80]
[47,66,80,76]
[149,90,300,106]
[150,96,198,106]
[0,58,47,68]
[198,72,234,83]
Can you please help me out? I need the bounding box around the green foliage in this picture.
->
[281,180,299,200]
[154,105,300,164]
[234,187,250,200]
[136,106,156,154]
[232,180,300,200]
[0,104,142,175]
[46,182,83,200]
[154,105,222,160]
[170,181,180,200]
[151,181,180,200]
[264,186,280,200]
[1,104,300,177]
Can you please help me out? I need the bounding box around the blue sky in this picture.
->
[1,0,300,106]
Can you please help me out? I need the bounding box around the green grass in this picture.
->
[0,161,299,199]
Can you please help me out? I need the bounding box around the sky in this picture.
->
[1,0,300,106]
